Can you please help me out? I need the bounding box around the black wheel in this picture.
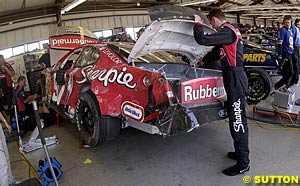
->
[75,92,107,147]
[246,68,273,104]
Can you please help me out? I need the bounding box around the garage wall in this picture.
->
[63,15,150,31]
[0,8,272,49]
[0,9,151,49]
[0,24,55,49]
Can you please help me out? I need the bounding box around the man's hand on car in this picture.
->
[194,15,203,25]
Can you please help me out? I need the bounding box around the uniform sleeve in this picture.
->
[193,24,236,46]
[293,26,299,47]
[278,29,284,41]
[202,47,220,63]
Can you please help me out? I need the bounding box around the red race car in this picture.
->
[43,19,227,147]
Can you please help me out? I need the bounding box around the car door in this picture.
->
[53,48,82,106]
[65,46,100,109]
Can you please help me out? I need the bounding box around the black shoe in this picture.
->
[227,152,238,160]
[222,164,250,176]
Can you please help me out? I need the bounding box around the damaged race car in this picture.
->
[43,18,228,147]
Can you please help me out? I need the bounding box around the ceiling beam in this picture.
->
[211,0,230,7]
[0,4,59,25]
[227,0,245,6]
[22,0,26,8]
[243,11,300,16]
[249,0,265,6]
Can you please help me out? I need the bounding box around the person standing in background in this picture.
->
[0,55,15,114]
[290,18,300,86]
[274,15,294,91]
[0,111,14,186]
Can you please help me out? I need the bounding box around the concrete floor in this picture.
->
[7,76,300,186]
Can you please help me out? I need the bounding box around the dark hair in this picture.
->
[295,18,300,24]
[207,9,226,21]
[18,76,26,83]
[0,55,4,61]
[283,15,292,21]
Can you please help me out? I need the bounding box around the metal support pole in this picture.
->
[32,101,59,186]
[12,83,23,150]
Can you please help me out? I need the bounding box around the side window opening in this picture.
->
[75,46,100,67]
[60,49,81,70]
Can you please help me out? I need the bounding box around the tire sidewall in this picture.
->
[246,69,272,103]
[75,92,103,147]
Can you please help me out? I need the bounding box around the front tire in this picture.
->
[246,68,273,104]
[75,92,107,147]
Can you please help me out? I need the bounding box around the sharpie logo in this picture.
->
[76,65,136,89]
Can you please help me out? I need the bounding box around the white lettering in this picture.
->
[183,83,225,102]
[76,65,136,89]
[232,98,245,133]
[184,86,193,101]
[206,84,212,98]
[51,38,98,48]
[123,105,142,120]
[102,49,123,64]
[200,85,205,99]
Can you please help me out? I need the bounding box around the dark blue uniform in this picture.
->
[194,22,249,167]
[275,26,294,89]
[291,25,300,85]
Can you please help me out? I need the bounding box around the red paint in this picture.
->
[50,35,99,50]
[181,77,225,104]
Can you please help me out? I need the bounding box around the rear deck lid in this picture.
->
[128,5,216,65]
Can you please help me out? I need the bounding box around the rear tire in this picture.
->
[246,68,273,104]
[75,92,107,147]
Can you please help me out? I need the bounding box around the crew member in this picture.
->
[275,15,294,91]
[0,55,15,113]
[0,111,14,186]
[38,48,51,68]
[290,18,300,86]
[193,9,250,176]
[16,76,37,131]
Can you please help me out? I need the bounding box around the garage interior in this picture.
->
[1,0,300,186]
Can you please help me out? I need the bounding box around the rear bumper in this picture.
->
[158,101,226,136]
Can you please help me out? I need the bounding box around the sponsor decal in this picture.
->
[243,53,266,62]
[121,101,144,121]
[76,65,136,89]
[232,98,245,133]
[181,77,225,104]
[99,47,123,64]
[50,35,99,50]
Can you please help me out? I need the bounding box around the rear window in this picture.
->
[107,43,186,64]
[75,46,100,67]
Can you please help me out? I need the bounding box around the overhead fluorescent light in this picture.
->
[257,17,275,19]
[61,0,87,15]
[224,4,300,12]
[244,12,300,16]
[178,0,218,6]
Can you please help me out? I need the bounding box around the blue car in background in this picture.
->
[243,39,282,103]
